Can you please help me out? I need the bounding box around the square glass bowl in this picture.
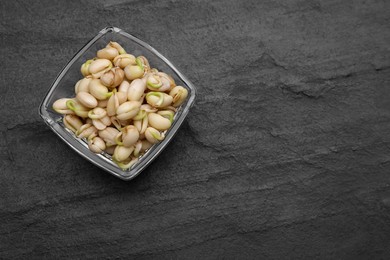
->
[39,27,196,181]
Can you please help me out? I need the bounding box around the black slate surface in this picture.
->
[2,0,390,258]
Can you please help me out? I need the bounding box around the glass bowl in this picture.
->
[39,27,196,181]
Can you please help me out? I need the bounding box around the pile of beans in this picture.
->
[53,41,188,169]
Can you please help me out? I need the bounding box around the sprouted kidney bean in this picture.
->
[53,41,188,169]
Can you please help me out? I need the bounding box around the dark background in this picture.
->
[2,0,390,258]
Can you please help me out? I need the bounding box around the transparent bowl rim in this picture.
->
[38,26,196,181]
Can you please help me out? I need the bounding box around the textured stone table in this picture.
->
[1,0,390,258]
